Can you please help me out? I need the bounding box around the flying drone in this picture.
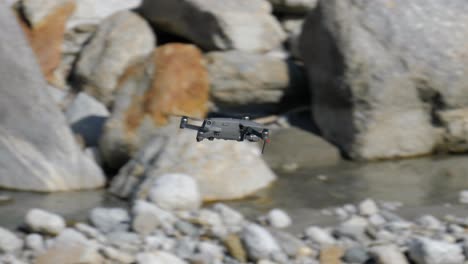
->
[179,115,271,153]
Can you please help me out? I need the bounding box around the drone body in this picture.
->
[179,116,270,153]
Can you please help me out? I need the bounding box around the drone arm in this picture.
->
[180,116,202,131]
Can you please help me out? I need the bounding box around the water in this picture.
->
[2,127,468,233]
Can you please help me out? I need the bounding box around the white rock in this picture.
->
[459,190,468,204]
[0,227,23,253]
[0,254,28,264]
[67,0,142,29]
[267,209,292,228]
[140,0,286,52]
[132,199,177,235]
[359,199,379,216]
[242,223,282,260]
[136,251,187,264]
[25,209,66,235]
[369,214,386,226]
[101,246,135,264]
[408,237,464,264]
[212,203,245,228]
[198,241,224,261]
[75,223,106,243]
[36,228,103,264]
[148,173,201,211]
[416,215,443,230]
[89,207,130,233]
[73,11,154,105]
[336,216,369,241]
[370,244,408,264]
[25,233,45,252]
[304,226,336,246]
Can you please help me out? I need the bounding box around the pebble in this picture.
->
[148,173,201,211]
[408,237,464,264]
[223,234,247,262]
[100,246,135,263]
[89,207,130,233]
[416,215,443,230]
[370,244,409,264]
[342,246,369,264]
[242,223,282,260]
[459,190,468,204]
[267,209,292,228]
[213,203,245,229]
[25,234,44,253]
[319,246,344,264]
[0,227,23,253]
[25,209,66,235]
[359,199,379,216]
[334,216,369,241]
[305,226,336,246]
[132,200,172,235]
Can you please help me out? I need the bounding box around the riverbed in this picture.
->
[2,127,468,233]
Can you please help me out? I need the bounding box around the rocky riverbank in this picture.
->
[1,179,468,264]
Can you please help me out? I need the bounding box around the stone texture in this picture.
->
[140,0,286,52]
[73,11,154,105]
[148,173,201,211]
[408,237,464,264]
[66,92,109,147]
[89,207,130,233]
[242,223,282,260]
[0,2,105,191]
[136,251,187,264]
[0,227,23,253]
[299,0,468,159]
[67,0,142,29]
[17,0,75,83]
[99,44,209,170]
[35,229,104,264]
[25,209,66,235]
[370,245,408,264]
[319,246,344,264]
[111,129,277,201]
[145,44,209,125]
[206,50,306,106]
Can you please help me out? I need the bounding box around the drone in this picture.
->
[179,116,271,153]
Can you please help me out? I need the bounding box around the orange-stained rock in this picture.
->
[320,246,344,264]
[16,1,75,83]
[145,43,210,126]
[100,44,210,170]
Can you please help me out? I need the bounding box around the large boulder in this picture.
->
[0,2,105,191]
[100,44,209,169]
[16,0,75,83]
[299,0,468,160]
[206,50,307,107]
[110,128,276,201]
[139,0,286,52]
[73,11,154,105]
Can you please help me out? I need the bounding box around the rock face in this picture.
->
[17,0,75,82]
[146,44,209,125]
[73,11,154,105]
[299,0,468,160]
[100,44,209,169]
[0,3,105,191]
[206,50,306,106]
[67,0,142,29]
[140,0,286,52]
[110,129,276,201]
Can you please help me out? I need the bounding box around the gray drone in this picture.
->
[179,116,270,153]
